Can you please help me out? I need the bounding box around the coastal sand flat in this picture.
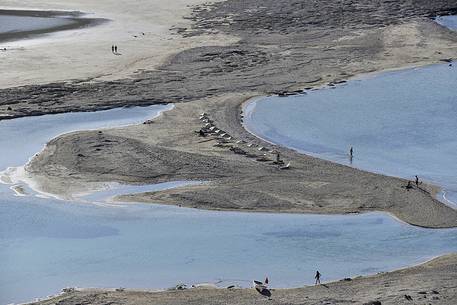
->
[30,254,457,305]
[25,93,457,228]
[1,1,457,119]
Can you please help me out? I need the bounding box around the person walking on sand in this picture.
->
[415,175,419,187]
[314,271,321,285]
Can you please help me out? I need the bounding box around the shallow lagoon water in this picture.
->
[0,14,74,35]
[1,190,457,304]
[244,63,457,206]
[0,106,457,304]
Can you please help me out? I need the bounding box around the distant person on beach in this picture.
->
[111,45,114,53]
[415,175,419,186]
[349,146,353,157]
[315,271,321,285]
[114,45,118,53]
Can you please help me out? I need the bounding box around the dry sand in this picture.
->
[30,253,457,305]
[0,0,237,89]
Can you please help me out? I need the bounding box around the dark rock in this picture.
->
[363,301,381,305]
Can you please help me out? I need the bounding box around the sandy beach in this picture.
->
[0,0,236,89]
[0,0,457,303]
[30,254,457,305]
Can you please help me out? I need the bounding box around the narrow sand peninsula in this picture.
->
[30,254,457,305]
[0,0,236,88]
[25,93,457,228]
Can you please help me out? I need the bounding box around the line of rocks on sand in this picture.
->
[193,111,291,168]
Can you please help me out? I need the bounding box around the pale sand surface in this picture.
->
[0,0,236,88]
[29,254,457,305]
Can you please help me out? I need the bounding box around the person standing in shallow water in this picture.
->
[114,45,118,53]
[111,45,114,53]
[314,271,321,285]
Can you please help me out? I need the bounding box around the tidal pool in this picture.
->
[244,63,457,206]
[0,105,456,304]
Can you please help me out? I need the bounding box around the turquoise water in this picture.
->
[0,105,456,304]
[244,63,457,206]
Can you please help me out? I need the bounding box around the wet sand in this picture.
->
[30,253,457,305]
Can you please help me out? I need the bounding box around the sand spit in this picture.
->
[29,253,457,305]
[25,93,457,228]
[1,1,457,119]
